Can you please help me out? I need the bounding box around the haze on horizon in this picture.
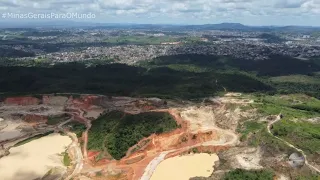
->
[0,0,319,26]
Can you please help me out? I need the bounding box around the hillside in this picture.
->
[87,111,178,160]
[1,55,319,99]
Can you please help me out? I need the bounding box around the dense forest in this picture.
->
[87,111,177,160]
[0,54,319,99]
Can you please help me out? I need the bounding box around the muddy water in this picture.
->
[0,133,72,180]
[150,153,219,180]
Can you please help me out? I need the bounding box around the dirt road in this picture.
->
[77,108,91,160]
[65,132,84,180]
[58,119,84,180]
[267,116,320,174]
[140,151,173,180]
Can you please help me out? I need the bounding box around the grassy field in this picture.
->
[237,121,266,142]
[261,94,320,114]
[272,119,320,155]
[248,94,320,155]
[87,111,178,160]
[270,75,320,84]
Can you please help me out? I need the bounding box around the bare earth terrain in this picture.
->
[0,93,318,180]
[0,133,71,180]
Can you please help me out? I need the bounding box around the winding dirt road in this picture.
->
[267,116,320,174]
[77,108,92,160]
[58,119,84,180]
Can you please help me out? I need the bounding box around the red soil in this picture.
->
[4,97,40,106]
[2,95,231,180]
[87,109,230,180]
[0,95,235,180]
[72,95,102,110]
[87,151,100,161]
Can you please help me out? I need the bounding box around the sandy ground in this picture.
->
[235,148,263,170]
[180,106,217,133]
[0,133,72,180]
[0,120,25,142]
[84,108,104,119]
[277,174,290,180]
[179,106,238,146]
[150,153,219,180]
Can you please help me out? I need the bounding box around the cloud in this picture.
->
[0,0,319,25]
[274,0,308,8]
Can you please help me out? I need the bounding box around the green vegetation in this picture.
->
[256,94,320,117]
[62,151,71,166]
[237,121,265,142]
[130,139,151,154]
[245,122,294,153]
[47,116,68,125]
[96,171,103,177]
[2,54,320,99]
[87,111,178,160]
[94,152,107,162]
[223,169,274,180]
[237,93,320,157]
[67,122,86,137]
[104,35,178,45]
[248,94,320,155]
[310,57,320,66]
[272,119,320,155]
[258,33,284,43]
[191,148,200,154]
[103,35,203,45]
[14,131,53,147]
[270,75,320,85]
[166,64,209,73]
[261,94,320,113]
[296,175,320,180]
[0,59,273,99]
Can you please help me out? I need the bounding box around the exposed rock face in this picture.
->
[4,97,40,106]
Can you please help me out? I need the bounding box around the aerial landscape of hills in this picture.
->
[0,1,320,180]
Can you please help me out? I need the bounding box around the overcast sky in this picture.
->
[0,0,319,26]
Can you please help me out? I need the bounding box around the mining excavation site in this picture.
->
[0,93,315,180]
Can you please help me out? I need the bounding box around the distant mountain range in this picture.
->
[0,21,319,32]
